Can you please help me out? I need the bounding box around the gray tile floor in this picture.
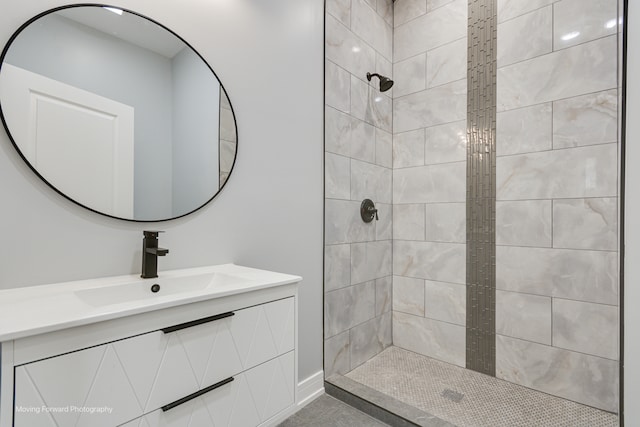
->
[278,395,390,427]
[346,346,619,427]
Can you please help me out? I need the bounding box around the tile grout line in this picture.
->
[328,12,393,68]
[497,140,618,159]
[496,87,618,115]
[551,198,554,248]
[551,296,554,347]
[497,333,620,363]
[394,32,616,102]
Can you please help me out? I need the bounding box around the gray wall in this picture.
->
[0,0,324,382]
[4,13,174,219]
[324,0,394,377]
[171,47,220,217]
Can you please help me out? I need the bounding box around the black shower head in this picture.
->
[367,72,394,92]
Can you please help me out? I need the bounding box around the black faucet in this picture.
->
[141,231,169,278]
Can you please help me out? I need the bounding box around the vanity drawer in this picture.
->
[13,297,294,427]
[121,351,294,427]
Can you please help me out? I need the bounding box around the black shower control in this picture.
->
[361,199,378,223]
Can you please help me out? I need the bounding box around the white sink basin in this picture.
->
[74,272,252,307]
[0,264,301,341]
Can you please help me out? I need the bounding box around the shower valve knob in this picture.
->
[360,199,378,223]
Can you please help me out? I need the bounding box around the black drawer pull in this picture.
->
[161,311,235,334]
[162,377,234,412]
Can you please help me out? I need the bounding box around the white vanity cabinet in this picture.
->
[14,297,295,427]
[0,266,300,427]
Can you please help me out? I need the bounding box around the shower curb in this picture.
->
[325,375,455,427]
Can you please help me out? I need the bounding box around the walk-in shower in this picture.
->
[324,0,622,425]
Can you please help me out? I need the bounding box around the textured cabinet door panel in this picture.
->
[229,297,295,370]
[13,368,58,427]
[244,350,295,422]
[136,351,294,427]
[14,345,142,427]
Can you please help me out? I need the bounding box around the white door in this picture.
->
[0,64,134,218]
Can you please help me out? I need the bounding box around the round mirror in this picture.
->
[0,5,237,221]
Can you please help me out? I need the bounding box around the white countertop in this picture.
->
[0,264,301,341]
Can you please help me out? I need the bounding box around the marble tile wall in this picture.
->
[327,0,620,413]
[324,0,394,378]
[391,0,468,368]
[494,0,620,412]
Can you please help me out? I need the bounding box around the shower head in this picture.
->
[367,72,394,92]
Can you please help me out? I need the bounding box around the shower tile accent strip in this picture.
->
[465,0,497,376]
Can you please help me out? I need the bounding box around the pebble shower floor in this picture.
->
[346,346,618,427]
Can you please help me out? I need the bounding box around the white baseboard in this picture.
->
[262,370,325,426]
[296,370,325,407]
